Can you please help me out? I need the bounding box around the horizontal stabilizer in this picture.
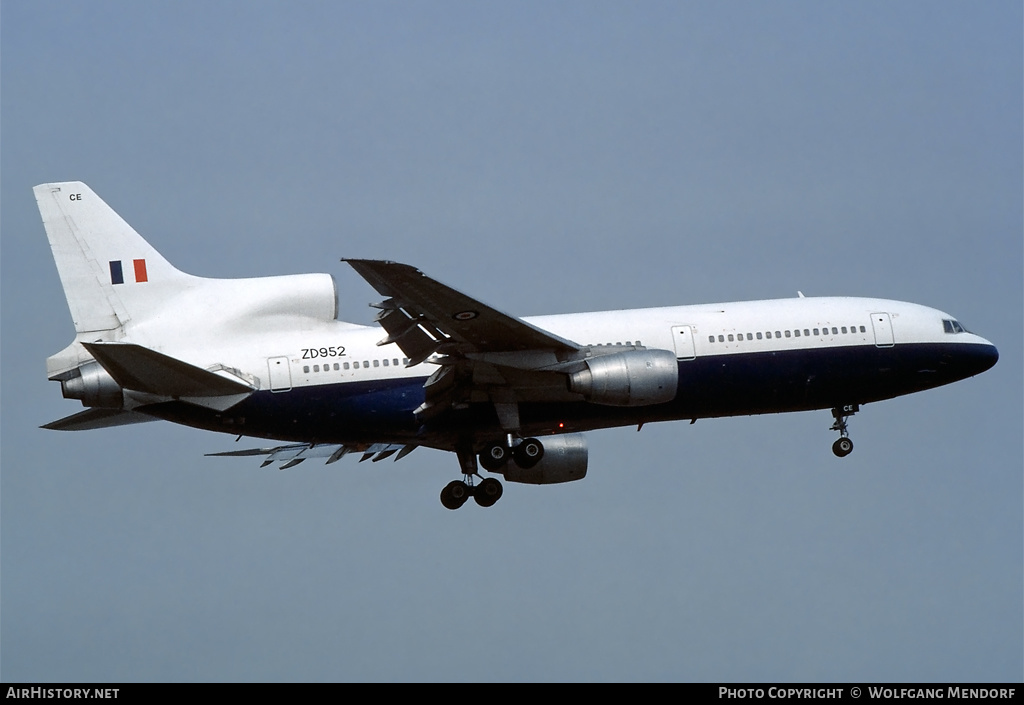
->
[82,342,254,397]
[42,407,157,431]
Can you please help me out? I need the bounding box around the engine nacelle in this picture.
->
[502,434,588,485]
[568,349,678,406]
[60,362,123,408]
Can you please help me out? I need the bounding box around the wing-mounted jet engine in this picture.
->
[567,349,678,406]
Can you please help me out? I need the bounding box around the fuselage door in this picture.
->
[671,325,696,360]
[268,356,292,392]
[871,313,895,348]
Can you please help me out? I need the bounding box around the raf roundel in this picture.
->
[453,310,478,321]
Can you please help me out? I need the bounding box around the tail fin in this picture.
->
[34,181,193,334]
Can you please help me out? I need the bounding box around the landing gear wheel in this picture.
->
[440,480,470,510]
[513,438,544,469]
[479,442,510,471]
[832,437,854,458]
[830,405,858,459]
[474,477,504,507]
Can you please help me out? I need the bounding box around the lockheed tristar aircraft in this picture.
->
[38,182,999,509]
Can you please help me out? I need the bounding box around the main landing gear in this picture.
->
[830,405,858,457]
[479,437,543,472]
[440,476,503,510]
[439,437,545,510]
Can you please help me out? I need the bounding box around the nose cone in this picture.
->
[973,341,999,375]
[952,338,998,379]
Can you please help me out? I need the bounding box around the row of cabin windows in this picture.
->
[709,325,866,344]
[303,357,410,374]
[591,341,641,347]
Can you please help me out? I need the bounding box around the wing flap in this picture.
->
[374,305,445,366]
[207,442,417,469]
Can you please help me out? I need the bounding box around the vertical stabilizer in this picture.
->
[35,181,193,334]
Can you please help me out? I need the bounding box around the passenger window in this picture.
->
[831,327,838,335]
[804,329,810,336]
[709,336,715,343]
[363,361,369,368]
[303,365,310,373]
[728,334,734,342]
[313,365,319,372]
[775,331,782,338]
[756,332,763,340]
[343,362,350,370]
[794,329,801,337]
[765,332,772,339]
[334,363,340,371]
[813,328,819,336]
[373,360,380,367]
[353,361,359,369]
[393,359,399,366]
[785,330,791,338]
[718,335,725,342]
[841,327,847,334]
[746,333,753,341]
[860,326,866,333]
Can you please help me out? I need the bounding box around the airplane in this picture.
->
[37,181,999,509]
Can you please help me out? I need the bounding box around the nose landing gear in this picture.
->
[830,405,858,457]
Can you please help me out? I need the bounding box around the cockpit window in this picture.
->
[943,319,968,334]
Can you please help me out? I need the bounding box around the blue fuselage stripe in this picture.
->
[142,341,996,446]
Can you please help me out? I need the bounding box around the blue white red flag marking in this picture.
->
[109,259,148,284]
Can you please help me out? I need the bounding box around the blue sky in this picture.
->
[2,1,1021,681]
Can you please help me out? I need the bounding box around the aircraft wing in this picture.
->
[344,259,580,366]
[208,442,417,468]
[345,259,591,431]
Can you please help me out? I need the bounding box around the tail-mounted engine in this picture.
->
[59,362,123,409]
[568,349,678,406]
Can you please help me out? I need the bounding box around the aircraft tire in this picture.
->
[479,442,509,471]
[474,478,503,507]
[832,438,854,458]
[440,480,470,510]
[513,438,544,469]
